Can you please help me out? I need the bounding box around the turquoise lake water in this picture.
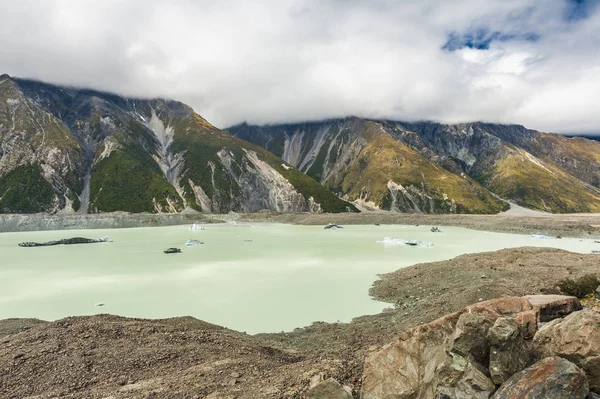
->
[0,223,597,333]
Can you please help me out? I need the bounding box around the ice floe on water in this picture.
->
[189,223,205,231]
[377,237,434,247]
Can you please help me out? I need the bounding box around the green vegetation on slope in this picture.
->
[170,114,243,212]
[89,145,183,213]
[0,164,54,213]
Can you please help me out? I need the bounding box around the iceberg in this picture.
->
[189,223,205,231]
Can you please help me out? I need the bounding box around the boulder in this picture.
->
[361,297,532,399]
[307,378,353,399]
[487,317,532,385]
[361,310,460,399]
[361,296,584,399]
[534,309,600,392]
[491,356,589,399]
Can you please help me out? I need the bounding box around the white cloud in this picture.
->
[0,0,598,133]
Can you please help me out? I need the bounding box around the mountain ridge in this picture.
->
[3,74,600,215]
[228,118,600,213]
[0,75,355,214]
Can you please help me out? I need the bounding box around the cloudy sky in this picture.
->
[1,0,599,133]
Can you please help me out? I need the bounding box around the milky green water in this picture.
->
[1,224,598,333]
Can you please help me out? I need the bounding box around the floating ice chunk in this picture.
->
[189,223,205,231]
[377,237,433,247]
[530,234,550,239]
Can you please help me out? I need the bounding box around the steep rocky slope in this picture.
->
[229,118,507,214]
[229,119,600,213]
[0,75,353,214]
[397,122,600,213]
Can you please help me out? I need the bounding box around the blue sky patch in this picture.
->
[442,29,541,52]
[564,0,600,22]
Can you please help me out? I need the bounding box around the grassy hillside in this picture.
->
[0,164,54,213]
[326,122,507,213]
[481,148,600,213]
[89,146,183,213]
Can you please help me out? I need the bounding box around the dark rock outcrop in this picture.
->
[525,294,583,322]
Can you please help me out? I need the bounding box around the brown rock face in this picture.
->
[307,378,353,399]
[534,309,600,392]
[490,356,589,399]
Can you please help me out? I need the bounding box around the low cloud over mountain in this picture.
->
[1,0,599,132]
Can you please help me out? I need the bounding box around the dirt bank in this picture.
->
[239,212,600,238]
[0,213,223,233]
[2,247,598,398]
[3,211,600,238]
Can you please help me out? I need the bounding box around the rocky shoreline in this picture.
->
[239,211,600,239]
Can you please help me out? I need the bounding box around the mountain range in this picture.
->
[1,74,599,215]
[0,74,353,214]
[228,119,600,213]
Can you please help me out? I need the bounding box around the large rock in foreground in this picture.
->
[491,356,589,399]
[534,309,600,393]
[361,295,581,399]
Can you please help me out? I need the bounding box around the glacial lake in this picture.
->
[1,223,598,334]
